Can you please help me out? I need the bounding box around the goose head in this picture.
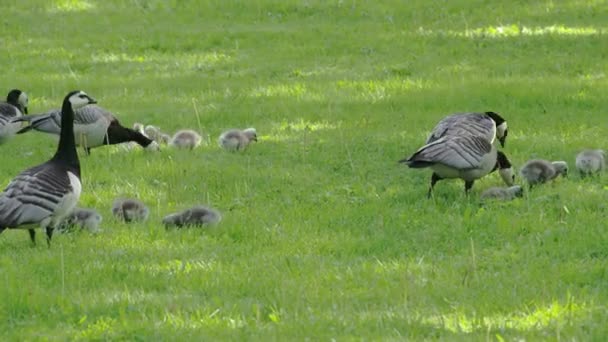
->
[495,151,515,186]
[243,128,258,142]
[7,89,29,114]
[485,111,508,147]
[67,90,97,110]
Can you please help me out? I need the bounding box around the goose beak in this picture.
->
[498,136,506,148]
[24,107,28,114]
[87,96,97,105]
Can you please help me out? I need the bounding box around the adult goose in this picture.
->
[426,111,508,147]
[400,135,512,198]
[0,89,28,144]
[0,90,96,245]
[15,104,158,155]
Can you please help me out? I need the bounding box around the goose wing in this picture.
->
[0,103,21,119]
[426,113,496,144]
[0,162,73,228]
[16,105,116,134]
[405,135,492,170]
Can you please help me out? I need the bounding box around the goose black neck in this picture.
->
[52,98,80,172]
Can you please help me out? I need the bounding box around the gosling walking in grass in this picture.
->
[162,206,222,228]
[219,128,258,151]
[575,149,605,177]
[58,207,102,233]
[520,159,568,188]
[112,198,150,223]
[170,129,202,149]
[480,185,524,201]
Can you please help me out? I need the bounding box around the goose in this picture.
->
[426,111,508,147]
[519,159,568,188]
[162,205,222,228]
[480,185,524,201]
[218,128,258,151]
[0,89,28,144]
[400,134,506,198]
[57,207,102,233]
[15,104,159,155]
[575,149,605,176]
[111,198,149,223]
[494,150,516,186]
[0,90,96,246]
[169,129,202,149]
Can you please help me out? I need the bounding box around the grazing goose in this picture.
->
[575,149,605,176]
[162,205,222,228]
[219,128,258,151]
[494,151,516,186]
[170,129,202,149]
[0,90,96,245]
[400,134,500,198]
[480,185,524,201]
[120,122,147,151]
[426,111,508,147]
[520,159,568,188]
[111,198,149,223]
[57,207,102,233]
[15,104,159,155]
[0,89,28,144]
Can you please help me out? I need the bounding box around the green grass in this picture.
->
[1,0,607,340]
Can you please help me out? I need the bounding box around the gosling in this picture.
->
[162,206,222,228]
[575,149,605,177]
[219,128,258,151]
[57,207,102,233]
[170,129,202,149]
[520,159,568,188]
[112,198,150,223]
[480,185,524,201]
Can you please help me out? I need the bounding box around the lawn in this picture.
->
[1,0,607,340]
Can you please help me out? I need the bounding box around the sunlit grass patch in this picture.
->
[48,0,95,12]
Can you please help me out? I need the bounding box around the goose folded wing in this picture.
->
[0,164,72,227]
[426,113,494,144]
[0,103,21,118]
[413,135,492,170]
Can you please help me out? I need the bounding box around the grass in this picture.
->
[1,0,607,340]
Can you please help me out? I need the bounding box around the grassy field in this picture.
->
[1,0,607,340]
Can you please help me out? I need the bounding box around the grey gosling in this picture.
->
[170,129,202,149]
[219,128,258,151]
[162,206,222,228]
[0,89,28,144]
[0,90,96,246]
[480,185,524,201]
[575,149,605,177]
[112,198,150,223]
[520,159,568,188]
[58,207,102,233]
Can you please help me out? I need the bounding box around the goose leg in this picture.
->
[464,180,475,195]
[28,229,36,245]
[46,227,54,247]
[427,173,442,199]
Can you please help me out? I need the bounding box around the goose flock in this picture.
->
[0,88,604,246]
[0,89,235,246]
[401,111,604,199]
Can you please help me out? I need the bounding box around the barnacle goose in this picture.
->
[575,149,605,177]
[111,198,150,223]
[0,89,28,144]
[15,104,159,155]
[218,128,258,151]
[169,129,202,149]
[480,185,524,201]
[520,159,568,188]
[426,111,508,147]
[162,205,222,228]
[400,135,507,198]
[0,90,96,245]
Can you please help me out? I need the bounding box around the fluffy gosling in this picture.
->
[170,129,202,149]
[162,206,222,228]
[575,149,605,177]
[58,207,102,233]
[520,159,568,188]
[480,185,524,201]
[218,128,258,151]
[112,198,150,223]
